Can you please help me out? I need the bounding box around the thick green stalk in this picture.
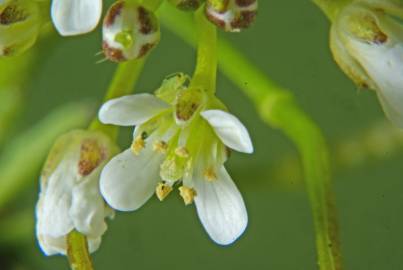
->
[311,0,352,21]
[160,4,342,270]
[190,9,217,93]
[218,38,342,270]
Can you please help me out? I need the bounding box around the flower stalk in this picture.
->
[67,231,94,270]
[190,9,217,93]
[160,3,342,269]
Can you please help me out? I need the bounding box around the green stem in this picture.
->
[160,4,342,270]
[190,9,217,93]
[67,231,94,270]
[89,59,145,140]
[311,0,352,21]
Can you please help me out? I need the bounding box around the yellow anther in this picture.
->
[155,182,173,201]
[204,167,217,182]
[153,140,168,154]
[175,146,189,158]
[131,135,145,155]
[179,186,197,205]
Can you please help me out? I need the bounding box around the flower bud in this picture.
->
[36,130,119,256]
[102,1,160,62]
[168,0,204,11]
[0,0,41,56]
[330,0,403,127]
[205,0,258,32]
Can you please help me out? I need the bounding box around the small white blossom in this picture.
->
[331,0,403,127]
[99,74,253,245]
[36,130,118,256]
[51,0,102,36]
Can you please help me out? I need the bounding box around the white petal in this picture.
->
[99,94,169,126]
[51,0,102,36]
[37,234,67,256]
[201,110,253,153]
[100,147,163,211]
[87,236,102,253]
[349,40,403,127]
[193,167,248,245]
[37,232,102,256]
[36,159,76,238]
[70,166,108,238]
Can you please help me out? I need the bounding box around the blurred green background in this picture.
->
[1,1,403,269]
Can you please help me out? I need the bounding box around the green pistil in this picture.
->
[208,0,228,12]
[160,134,189,181]
[115,30,135,49]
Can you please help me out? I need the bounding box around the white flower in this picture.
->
[51,0,102,36]
[36,130,118,256]
[331,0,403,127]
[99,74,253,245]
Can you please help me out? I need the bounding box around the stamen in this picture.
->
[153,140,168,154]
[204,167,217,182]
[175,146,190,158]
[155,182,173,201]
[179,186,197,205]
[131,135,145,155]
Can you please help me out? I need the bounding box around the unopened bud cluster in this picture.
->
[0,0,259,59]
